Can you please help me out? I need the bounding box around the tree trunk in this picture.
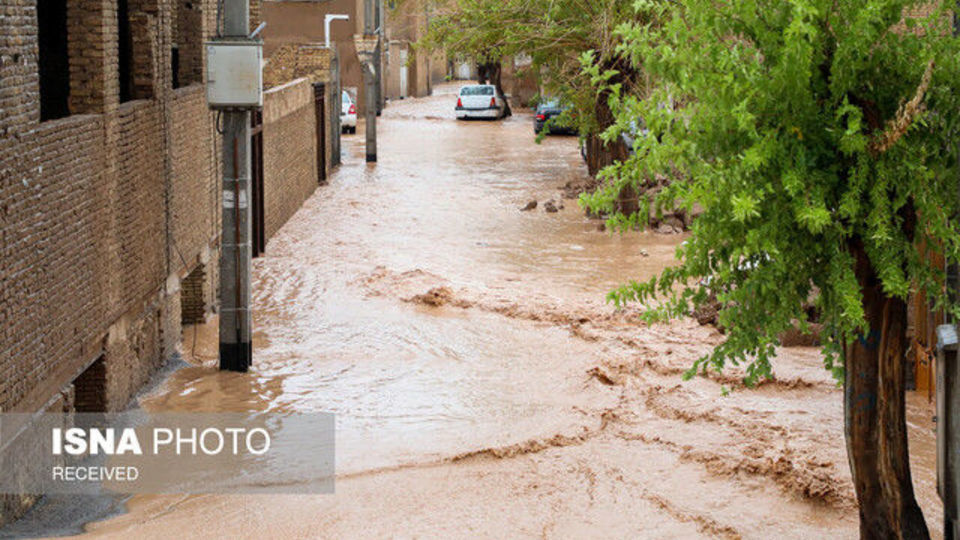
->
[845,239,929,540]
[586,89,637,215]
[477,61,512,116]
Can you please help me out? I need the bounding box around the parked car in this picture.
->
[455,84,508,120]
[341,91,357,133]
[579,117,650,163]
[534,99,576,134]
[620,118,650,152]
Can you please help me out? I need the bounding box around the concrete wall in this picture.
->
[429,50,448,86]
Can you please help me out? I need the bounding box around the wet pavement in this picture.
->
[17,83,943,539]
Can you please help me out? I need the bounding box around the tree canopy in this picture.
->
[416,0,644,137]
[585,0,960,386]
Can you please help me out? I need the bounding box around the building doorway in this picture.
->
[73,356,107,413]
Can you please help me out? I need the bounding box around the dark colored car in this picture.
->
[534,99,576,135]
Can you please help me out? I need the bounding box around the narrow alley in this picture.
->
[44,85,940,539]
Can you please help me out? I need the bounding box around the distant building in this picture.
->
[261,0,447,114]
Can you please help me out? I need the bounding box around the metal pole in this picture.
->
[332,52,342,167]
[938,324,960,539]
[363,0,378,162]
[376,0,384,113]
[942,7,960,538]
[219,0,252,372]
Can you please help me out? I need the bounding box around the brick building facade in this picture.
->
[0,0,224,417]
[0,0,335,524]
[261,0,448,115]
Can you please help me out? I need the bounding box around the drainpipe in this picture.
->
[324,14,350,49]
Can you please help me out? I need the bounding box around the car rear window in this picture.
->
[460,86,494,96]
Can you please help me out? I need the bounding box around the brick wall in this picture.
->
[174,0,205,86]
[0,0,224,417]
[261,0,366,111]
[169,86,219,270]
[259,43,339,247]
[262,43,334,90]
[262,78,319,242]
[1,0,331,523]
[181,265,206,324]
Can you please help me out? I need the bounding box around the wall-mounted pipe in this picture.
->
[325,14,350,49]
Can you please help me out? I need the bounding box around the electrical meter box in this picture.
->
[205,39,263,109]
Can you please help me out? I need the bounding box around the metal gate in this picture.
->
[250,110,265,258]
[399,48,409,98]
[314,83,327,184]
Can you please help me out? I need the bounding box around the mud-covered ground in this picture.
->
[36,84,940,539]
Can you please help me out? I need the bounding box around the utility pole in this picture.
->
[938,325,960,539]
[362,0,379,162]
[937,11,960,538]
[376,0,385,113]
[218,0,253,372]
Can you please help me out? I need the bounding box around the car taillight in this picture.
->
[490,97,496,107]
[457,97,463,108]
[536,114,546,121]
[348,104,356,114]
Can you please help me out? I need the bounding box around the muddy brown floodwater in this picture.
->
[50,83,940,539]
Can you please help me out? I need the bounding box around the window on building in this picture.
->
[173,0,203,88]
[37,0,70,120]
[118,0,133,102]
[171,47,181,88]
[117,0,154,102]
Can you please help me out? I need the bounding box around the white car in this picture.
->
[455,84,507,120]
[341,91,357,133]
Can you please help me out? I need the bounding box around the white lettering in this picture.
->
[116,429,142,455]
[52,428,62,455]
[87,428,113,455]
[64,427,87,455]
[225,427,244,453]
[53,466,139,482]
[176,428,197,455]
[153,427,173,453]
[247,428,270,455]
[200,428,224,455]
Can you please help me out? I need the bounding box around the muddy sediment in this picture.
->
[45,83,942,539]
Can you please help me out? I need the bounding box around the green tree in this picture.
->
[587,1,960,537]
[415,0,645,182]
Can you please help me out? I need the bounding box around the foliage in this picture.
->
[412,0,644,135]
[583,0,960,385]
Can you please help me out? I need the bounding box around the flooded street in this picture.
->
[52,84,940,538]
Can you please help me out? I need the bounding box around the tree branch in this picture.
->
[869,59,935,156]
